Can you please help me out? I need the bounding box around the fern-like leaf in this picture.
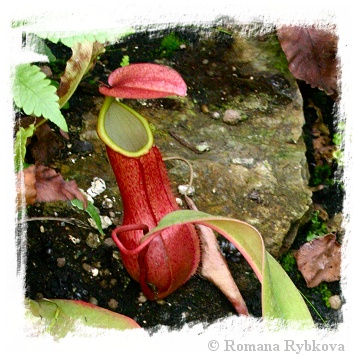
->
[13,64,68,132]
[14,124,36,173]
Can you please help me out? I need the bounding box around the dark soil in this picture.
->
[23,26,343,332]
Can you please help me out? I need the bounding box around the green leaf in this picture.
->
[13,64,68,132]
[35,29,134,47]
[120,55,130,67]
[71,198,103,234]
[143,210,314,328]
[14,124,35,172]
[26,298,140,339]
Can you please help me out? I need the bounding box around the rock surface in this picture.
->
[77,30,313,257]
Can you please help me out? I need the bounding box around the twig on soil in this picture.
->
[21,216,92,229]
[169,129,203,154]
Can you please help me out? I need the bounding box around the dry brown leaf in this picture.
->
[16,165,87,210]
[185,196,248,315]
[29,123,65,165]
[277,26,338,96]
[295,233,341,288]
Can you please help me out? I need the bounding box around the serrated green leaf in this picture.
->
[13,64,68,132]
[71,198,103,234]
[35,29,134,47]
[14,124,36,172]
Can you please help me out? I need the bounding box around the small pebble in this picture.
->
[211,111,220,119]
[176,197,183,206]
[108,298,119,310]
[82,263,99,276]
[56,257,66,268]
[223,109,243,125]
[88,215,112,230]
[89,297,98,305]
[329,295,342,310]
[200,104,209,113]
[196,142,210,152]
[178,184,195,196]
[102,197,113,209]
[138,293,148,303]
[68,235,80,244]
[109,278,117,288]
[87,177,106,197]
[104,237,116,247]
[86,232,101,249]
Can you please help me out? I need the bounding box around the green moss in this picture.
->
[280,251,297,274]
[160,33,185,57]
[310,164,333,186]
[306,210,328,242]
[313,282,333,308]
[261,34,291,76]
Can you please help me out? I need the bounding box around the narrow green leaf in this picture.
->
[143,210,314,328]
[14,124,35,172]
[13,64,68,132]
[262,251,314,325]
[71,198,104,234]
[27,298,140,339]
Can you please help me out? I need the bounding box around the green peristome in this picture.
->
[143,209,314,328]
[97,96,154,157]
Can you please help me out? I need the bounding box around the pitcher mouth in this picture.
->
[97,96,154,157]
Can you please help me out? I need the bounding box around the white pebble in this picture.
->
[87,177,106,197]
[178,184,195,196]
[329,295,342,310]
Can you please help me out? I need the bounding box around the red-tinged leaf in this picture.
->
[27,298,140,339]
[277,26,338,96]
[142,210,313,326]
[295,233,341,288]
[99,63,187,99]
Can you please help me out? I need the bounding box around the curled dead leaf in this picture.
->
[295,233,341,288]
[16,165,87,210]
